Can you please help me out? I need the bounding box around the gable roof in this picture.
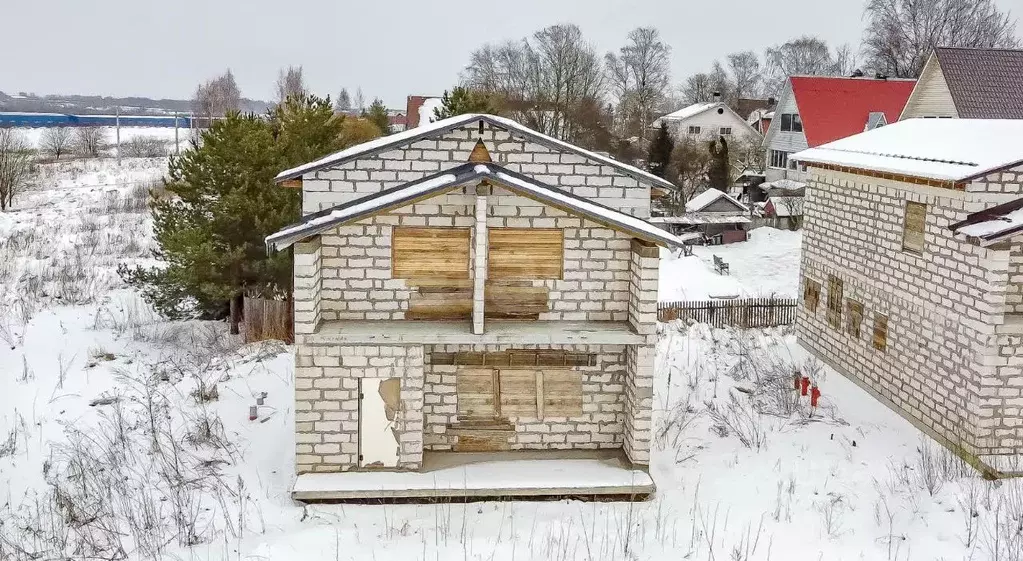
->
[793,118,1023,182]
[931,47,1023,119]
[789,76,916,147]
[950,196,1023,246]
[685,188,748,213]
[266,162,695,250]
[274,113,674,189]
[654,102,718,124]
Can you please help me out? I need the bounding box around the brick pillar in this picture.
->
[293,238,322,336]
[472,191,488,334]
[398,346,426,470]
[625,239,659,466]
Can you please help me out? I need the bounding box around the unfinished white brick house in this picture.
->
[266,114,689,499]
[793,119,1023,477]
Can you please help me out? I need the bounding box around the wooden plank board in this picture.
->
[485,281,549,319]
[541,370,583,417]
[488,228,564,280]
[498,369,538,417]
[902,202,926,253]
[392,227,471,280]
[405,287,472,320]
[456,368,497,418]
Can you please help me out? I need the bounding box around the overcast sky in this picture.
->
[4,0,1022,107]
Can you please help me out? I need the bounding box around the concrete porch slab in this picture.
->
[292,450,654,502]
[306,320,646,346]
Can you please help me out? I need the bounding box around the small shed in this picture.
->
[653,188,751,244]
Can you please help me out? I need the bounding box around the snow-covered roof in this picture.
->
[950,197,1023,246]
[267,162,696,250]
[793,119,1023,182]
[651,215,752,225]
[759,179,807,192]
[685,188,748,213]
[654,102,718,124]
[275,113,674,189]
[766,196,803,217]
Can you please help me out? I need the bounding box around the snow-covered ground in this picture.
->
[660,228,802,301]
[1,162,1021,561]
[11,126,189,155]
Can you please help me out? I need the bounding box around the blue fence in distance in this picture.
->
[0,112,192,128]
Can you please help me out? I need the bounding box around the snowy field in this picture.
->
[1,161,1021,560]
[660,228,802,301]
[12,125,189,155]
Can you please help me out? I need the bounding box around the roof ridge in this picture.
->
[816,146,979,167]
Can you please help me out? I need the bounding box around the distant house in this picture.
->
[735,97,776,120]
[762,196,803,229]
[652,95,761,144]
[652,188,750,244]
[901,47,1023,120]
[405,95,444,129]
[792,118,1023,477]
[747,108,774,135]
[763,76,916,184]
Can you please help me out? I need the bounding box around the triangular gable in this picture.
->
[274,113,675,190]
[266,162,694,250]
[900,54,959,120]
[685,188,748,213]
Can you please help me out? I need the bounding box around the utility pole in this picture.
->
[115,106,121,166]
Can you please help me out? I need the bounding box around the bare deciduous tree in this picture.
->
[680,61,735,105]
[0,129,33,211]
[354,87,365,112]
[662,137,712,214]
[74,127,105,158]
[464,24,605,141]
[763,36,846,95]
[40,127,73,160]
[605,27,672,136]
[335,87,352,112]
[863,0,1020,78]
[728,51,764,103]
[191,70,241,127]
[275,65,307,104]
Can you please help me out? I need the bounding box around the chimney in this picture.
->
[712,91,722,103]
[875,72,888,80]
[851,69,864,78]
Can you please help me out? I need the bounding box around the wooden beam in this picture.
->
[631,238,659,258]
[280,179,303,189]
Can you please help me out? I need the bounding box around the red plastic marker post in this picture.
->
[249,405,258,421]
[811,385,821,408]
[800,376,811,397]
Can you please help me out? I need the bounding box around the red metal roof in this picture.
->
[789,76,916,147]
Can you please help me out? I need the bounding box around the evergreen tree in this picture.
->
[647,122,674,178]
[335,87,352,112]
[433,87,500,120]
[707,136,730,190]
[120,96,347,333]
[364,98,391,135]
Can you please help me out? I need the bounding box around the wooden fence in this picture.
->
[657,297,798,328]
[242,297,293,344]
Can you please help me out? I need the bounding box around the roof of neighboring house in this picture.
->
[650,214,752,225]
[759,179,807,193]
[735,98,775,120]
[655,102,718,123]
[793,118,1023,182]
[789,76,916,147]
[685,188,749,213]
[266,162,696,250]
[933,47,1023,119]
[950,196,1023,246]
[275,113,675,189]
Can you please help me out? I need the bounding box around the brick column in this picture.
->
[293,238,322,336]
[625,239,659,466]
[472,191,488,334]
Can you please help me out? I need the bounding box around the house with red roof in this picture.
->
[763,76,916,184]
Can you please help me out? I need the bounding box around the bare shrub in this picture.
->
[815,493,847,538]
[73,126,105,157]
[0,128,34,211]
[40,127,73,160]
[706,391,767,449]
[122,136,168,158]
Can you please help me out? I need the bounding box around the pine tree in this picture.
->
[707,136,730,190]
[647,122,674,178]
[120,96,346,333]
[364,98,391,135]
[433,87,500,120]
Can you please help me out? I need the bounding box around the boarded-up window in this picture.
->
[803,278,821,312]
[430,350,598,367]
[873,314,888,351]
[392,227,471,280]
[826,275,843,329]
[488,228,563,280]
[846,299,864,338]
[455,368,582,420]
[902,202,926,253]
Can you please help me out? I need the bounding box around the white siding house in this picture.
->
[652,101,761,145]
[762,84,808,183]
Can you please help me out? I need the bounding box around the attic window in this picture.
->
[780,114,803,132]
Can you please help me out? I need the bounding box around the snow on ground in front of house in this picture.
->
[660,228,803,301]
[12,126,189,154]
[2,163,1022,561]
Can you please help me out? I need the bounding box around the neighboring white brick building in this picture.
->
[794,118,1023,477]
[267,114,691,499]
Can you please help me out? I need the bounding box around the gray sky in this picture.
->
[4,0,1022,107]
